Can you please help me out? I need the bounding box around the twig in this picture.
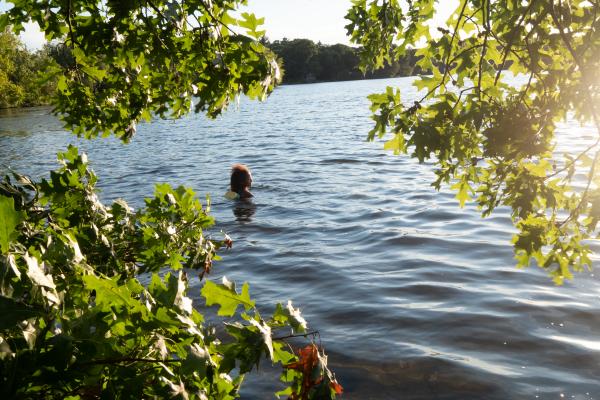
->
[143,2,174,55]
[66,0,77,49]
[451,86,476,112]
[477,0,489,101]
[414,1,476,106]
[494,0,537,85]
[273,330,319,341]
[440,0,469,85]
[76,357,182,367]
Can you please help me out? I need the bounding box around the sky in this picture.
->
[1,0,457,50]
[238,0,354,45]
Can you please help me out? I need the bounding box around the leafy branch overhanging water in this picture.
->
[347,0,600,283]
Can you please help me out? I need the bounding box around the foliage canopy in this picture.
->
[1,0,281,141]
[347,0,600,283]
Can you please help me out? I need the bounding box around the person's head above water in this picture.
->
[230,164,253,199]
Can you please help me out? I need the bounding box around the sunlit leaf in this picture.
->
[201,278,255,317]
[0,196,23,254]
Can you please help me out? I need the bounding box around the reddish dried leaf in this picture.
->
[330,381,343,395]
[285,344,321,400]
[285,344,319,373]
[285,344,343,400]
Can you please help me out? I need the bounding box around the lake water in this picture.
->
[1,77,600,399]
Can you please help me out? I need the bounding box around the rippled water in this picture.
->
[2,77,600,399]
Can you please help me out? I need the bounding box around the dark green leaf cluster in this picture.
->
[0,148,339,398]
[348,0,600,283]
[2,0,281,142]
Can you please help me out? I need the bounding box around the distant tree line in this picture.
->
[264,38,425,84]
[0,30,59,108]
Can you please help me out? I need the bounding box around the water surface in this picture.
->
[1,78,599,399]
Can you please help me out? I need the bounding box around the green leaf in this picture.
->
[0,195,24,254]
[56,76,68,93]
[451,181,471,208]
[276,386,294,399]
[0,14,9,31]
[201,277,255,317]
[523,161,549,178]
[272,341,295,364]
[81,66,107,80]
[83,275,145,313]
[383,133,405,155]
[274,301,307,333]
[238,12,266,38]
[413,75,437,92]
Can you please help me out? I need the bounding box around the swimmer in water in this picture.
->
[225,164,253,200]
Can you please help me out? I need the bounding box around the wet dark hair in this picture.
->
[230,164,251,194]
